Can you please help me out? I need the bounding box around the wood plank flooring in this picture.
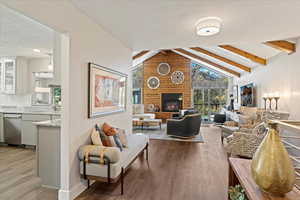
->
[76,126,228,200]
[0,146,58,200]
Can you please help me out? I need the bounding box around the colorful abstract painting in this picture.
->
[88,63,127,118]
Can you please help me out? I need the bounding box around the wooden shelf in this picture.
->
[229,158,300,200]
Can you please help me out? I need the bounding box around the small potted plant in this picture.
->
[228,185,248,200]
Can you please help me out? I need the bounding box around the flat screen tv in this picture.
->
[240,83,255,107]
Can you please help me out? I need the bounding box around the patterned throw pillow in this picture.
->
[90,127,103,146]
[95,124,113,147]
[102,122,117,136]
[116,128,128,148]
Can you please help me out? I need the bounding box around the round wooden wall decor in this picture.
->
[171,71,184,84]
[157,63,170,76]
[147,76,160,89]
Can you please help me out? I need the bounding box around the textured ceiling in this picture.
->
[0,4,54,58]
[72,0,300,51]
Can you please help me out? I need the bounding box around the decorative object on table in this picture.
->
[88,63,127,118]
[273,92,280,110]
[154,105,160,112]
[240,83,255,107]
[251,121,296,196]
[157,63,170,76]
[267,94,274,110]
[262,94,268,110]
[171,71,184,84]
[146,104,155,112]
[147,76,160,89]
[228,184,248,200]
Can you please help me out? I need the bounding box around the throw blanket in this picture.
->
[78,145,121,164]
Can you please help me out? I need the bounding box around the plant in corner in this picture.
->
[228,185,248,200]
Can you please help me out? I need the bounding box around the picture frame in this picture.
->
[88,62,127,118]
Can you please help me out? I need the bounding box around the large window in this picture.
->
[192,63,229,122]
[132,66,143,104]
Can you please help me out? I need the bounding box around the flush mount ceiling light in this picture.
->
[195,17,222,36]
[33,49,41,53]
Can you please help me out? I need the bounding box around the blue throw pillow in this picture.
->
[95,124,106,141]
[113,134,123,152]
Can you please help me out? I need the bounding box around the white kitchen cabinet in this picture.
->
[21,114,51,146]
[0,57,28,94]
[0,113,3,143]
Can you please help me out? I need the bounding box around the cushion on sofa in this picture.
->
[103,122,117,136]
[90,128,103,146]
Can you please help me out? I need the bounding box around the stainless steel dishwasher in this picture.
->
[4,113,22,145]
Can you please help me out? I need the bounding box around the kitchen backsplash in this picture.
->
[0,94,32,107]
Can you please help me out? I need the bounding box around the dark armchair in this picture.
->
[167,113,202,138]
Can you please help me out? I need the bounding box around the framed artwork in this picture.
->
[88,63,127,118]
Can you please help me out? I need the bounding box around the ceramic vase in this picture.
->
[251,122,296,196]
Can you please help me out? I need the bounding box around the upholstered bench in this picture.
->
[78,133,149,194]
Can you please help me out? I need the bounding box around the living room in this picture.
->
[1,1,300,200]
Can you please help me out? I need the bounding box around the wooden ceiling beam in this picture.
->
[190,47,251,72]
[219,45,267,65]
[133,50,149,60]
[174,48,241,77]
[264,40,296,54]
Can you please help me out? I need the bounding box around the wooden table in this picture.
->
[229,158,300,200]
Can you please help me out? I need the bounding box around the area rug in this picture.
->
[133,124,204,143]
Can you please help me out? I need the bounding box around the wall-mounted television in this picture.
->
[240,83,255,107]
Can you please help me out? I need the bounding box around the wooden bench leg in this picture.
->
[121,167,124,195]
[146,143,149,161]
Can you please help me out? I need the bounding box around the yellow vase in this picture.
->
[251,122,296,196]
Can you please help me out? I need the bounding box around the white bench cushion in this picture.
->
[80,133,149,179]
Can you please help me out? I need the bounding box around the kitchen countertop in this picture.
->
[0,108,61,115]
[33,119,61,127]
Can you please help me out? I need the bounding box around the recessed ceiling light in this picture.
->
[33,49,41,53]
[195,17,222,36]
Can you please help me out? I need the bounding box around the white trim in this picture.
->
[59,180,95,200]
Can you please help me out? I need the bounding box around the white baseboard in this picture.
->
[58,180,93,200]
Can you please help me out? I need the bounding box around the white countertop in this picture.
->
[34,119,61,127]
[0,107,61,115]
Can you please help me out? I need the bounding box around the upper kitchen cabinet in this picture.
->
[0,57,28,95]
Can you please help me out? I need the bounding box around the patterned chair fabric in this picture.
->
[223,110,289,158]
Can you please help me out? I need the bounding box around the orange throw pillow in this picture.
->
[102,122,117,136]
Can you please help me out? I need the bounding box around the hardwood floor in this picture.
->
[76,126,228,200]
[0,146,58,200]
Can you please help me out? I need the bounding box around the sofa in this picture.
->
[78,133,149,194]
[133,104,155,119]
[167,113,202,138]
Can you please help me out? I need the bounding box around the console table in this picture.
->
[229,157,300,200]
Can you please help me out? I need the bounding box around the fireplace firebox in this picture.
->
[162,93,183,112]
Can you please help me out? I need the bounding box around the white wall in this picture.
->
[235,38,300,119]
[0,1,133,199]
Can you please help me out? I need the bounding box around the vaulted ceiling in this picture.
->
[132,42,295,78]
[72,0,300,51]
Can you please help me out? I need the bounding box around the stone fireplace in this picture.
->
[161,93,183,112]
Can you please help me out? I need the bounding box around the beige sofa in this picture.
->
[79,133,149,194]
